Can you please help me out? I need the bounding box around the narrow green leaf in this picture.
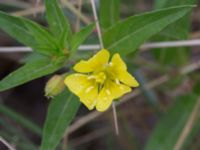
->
[41,89,80,150]
[71,23,95,54]
[0,11,59,55]
[0,58,63,92]
[45,0,72,48]
[23,19,60,52]
[0,105,42,135]
[193,82,200,95]
[152,0,197,65]
[103,5,194,56]
[155,0,196,8]
[145,94,198,150]
[100,0,120,32]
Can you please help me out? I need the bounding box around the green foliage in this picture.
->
[0,58,63,92]
[0,0,197,149]
[145,94,198,150]
[103,5,194,56]
[0,1,95,149]
[41,89,80,150]
[0,123,37,150]
[0,11,59,56]
[153,0,197,65]
[0,105,42,135]
[70,23,95,54]
[100,0,120,32]
[0,0,95,92]
[193,82,200,95]
[45,0,72,49]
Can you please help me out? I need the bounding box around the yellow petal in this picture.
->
[111,53,127,71]
[79,84,98,110]
[64,74,98,110]
[64,74,91,96]
[108,80,131,99]
[73,49,110,73]
[96,87,113,112]
[95,80,131,112]
[109,53,139,87]
[118,72,139,87]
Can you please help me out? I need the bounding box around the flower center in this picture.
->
[88,72,106,84]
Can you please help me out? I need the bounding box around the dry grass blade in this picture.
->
[174,97,200,150]
[0,136,16,150]
[1,39,200,53]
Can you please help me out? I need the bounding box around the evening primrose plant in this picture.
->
[0,0,194,149]
[65,49,139,111]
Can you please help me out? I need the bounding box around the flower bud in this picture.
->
[45,75,65,98]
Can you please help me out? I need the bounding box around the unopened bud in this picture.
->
[45,75,65,98]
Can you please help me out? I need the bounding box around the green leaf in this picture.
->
[41,89,80,150]
[153,0,197,65]
[100,0,120,32]
[0,11,59,55]
[145,94,198,150]
[0,58,63,92]
[103,5,194,56]
[193,82,200,95]
[0,105,42,135]
[71,23,95,54]
[45,0,72,48]
[155,0,196,8]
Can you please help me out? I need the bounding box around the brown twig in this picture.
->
[62,132,68,150]
[70,127,110,147]
[2,39,200,53]
[0,136,16,150]
[61,0,91,25]
[75,0,83,32]
[174,97,200,150]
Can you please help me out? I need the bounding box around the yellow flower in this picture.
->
[64,49,139,112]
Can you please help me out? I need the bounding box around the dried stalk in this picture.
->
[174,97,200,150]
[0,136,16,150]
[1,39,200,53]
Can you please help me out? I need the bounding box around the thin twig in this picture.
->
[75,0,83,32]
[1,39,200,53]
[34,0,41,17]
[70,127,110,147]
[11,5,45,16]
[0,45,100,52]
[90,0,104,48]
[0,136,16,150]
[0,0,30,9]
[174,97,200,150]
[62,132,68,150]
[66,60,200,135]
[112,103,119,135]
[140,39,200,51]
[10,1,91,25]
[61,0,91,25]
